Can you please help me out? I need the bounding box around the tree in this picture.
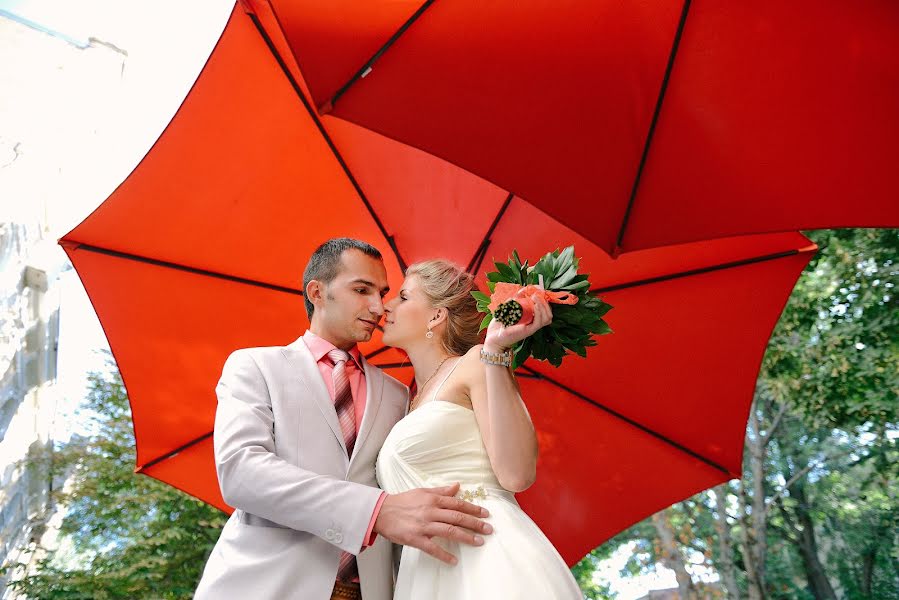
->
[6,363,227,599]
[570,543,616,599]
[15,361,618,599]
[577,228,898,600]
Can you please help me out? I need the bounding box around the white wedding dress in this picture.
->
[376,358,582,600]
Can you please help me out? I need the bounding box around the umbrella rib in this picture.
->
[138,431,214,472]
[613,0,693,256]
[247,13,408,272]
[325,0,438,112]
[370,362,411,369]
[69,243,303,296]
[364,346,392,360]
[466,192,515,274]
[519,365,732,476]
[591,247,801,295]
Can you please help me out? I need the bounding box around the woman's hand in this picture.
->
[484,293,553,352]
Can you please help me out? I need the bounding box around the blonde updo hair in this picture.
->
[406,259,484,356]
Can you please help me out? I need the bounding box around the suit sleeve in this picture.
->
[213,349,382,555]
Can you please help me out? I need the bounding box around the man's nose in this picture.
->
[370,297,385,316]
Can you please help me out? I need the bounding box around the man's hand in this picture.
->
[373,482,493,564]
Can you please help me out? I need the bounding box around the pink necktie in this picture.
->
[328,349,357,457]
[327,349,358,582]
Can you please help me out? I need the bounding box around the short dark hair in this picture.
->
[302,238,383,318]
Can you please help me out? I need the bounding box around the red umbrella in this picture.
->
[62,2,867,564]
[271,0,899,255]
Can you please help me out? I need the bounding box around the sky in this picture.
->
[2,0,233,432]
[1,2,683,596]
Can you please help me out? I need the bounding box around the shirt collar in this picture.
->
[302,330,363,369]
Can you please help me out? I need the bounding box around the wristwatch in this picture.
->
[480,346,513,367]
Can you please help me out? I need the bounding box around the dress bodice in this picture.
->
[376,356,583,600]
[376,357,505,496]
[377,400,504,494]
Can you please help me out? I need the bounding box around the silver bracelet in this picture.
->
[480,347,513,367]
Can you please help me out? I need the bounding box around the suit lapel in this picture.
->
[281,336,347,457]
[348,355,385,471]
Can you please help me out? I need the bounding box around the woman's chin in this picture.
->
[380,330,403,350]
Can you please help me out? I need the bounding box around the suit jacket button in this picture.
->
[325,528,335,540]
[334,532,343,544]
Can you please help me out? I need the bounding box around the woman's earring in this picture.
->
[425,329,434,339]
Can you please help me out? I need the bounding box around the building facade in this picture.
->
[0,220,61,594]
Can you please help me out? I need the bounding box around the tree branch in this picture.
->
[762,402,789,448]
[765,448,856,513]
[773,496,802,543]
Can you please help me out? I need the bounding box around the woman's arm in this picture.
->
[466,294,553,492]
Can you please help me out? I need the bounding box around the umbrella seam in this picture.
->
[69,243,303,296]
[467,192,515,274]
[364,346,392,361]
[591,246,806,295]
[326,0,438,112]
[138,431,214,472]
[519,365,733,477]
[247,12,408,271]
[614,0,693,256]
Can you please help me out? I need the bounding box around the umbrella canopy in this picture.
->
[271,0,899,255]
[61,2,827,564]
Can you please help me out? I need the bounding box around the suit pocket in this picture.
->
[238,510,289,529]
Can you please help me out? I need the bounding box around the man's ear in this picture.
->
[306,279,325,309]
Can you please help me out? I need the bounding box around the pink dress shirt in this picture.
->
[302,331,386,549]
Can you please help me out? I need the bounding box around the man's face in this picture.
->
[308,249,389,349]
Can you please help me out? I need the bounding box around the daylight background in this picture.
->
[1,2,896,600]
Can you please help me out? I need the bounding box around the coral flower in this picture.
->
[488,282,579,326]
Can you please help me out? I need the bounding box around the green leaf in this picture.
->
[531,329,549,360]
[557,245,575,270]
[597,320,613,334]
[594,300,614,317]
[471,291,491,305]
[479,313,493,331]
[559,279,591,291]
[512,337,533,369]
[550,263,579,288]
[494,261,517,282]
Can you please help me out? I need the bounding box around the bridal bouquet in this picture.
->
[471,246,613,368]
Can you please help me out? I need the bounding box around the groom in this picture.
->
[195,238,492,600]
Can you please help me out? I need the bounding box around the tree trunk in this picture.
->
[789,481,838,600]
[711,485,741,600]
[652,509,697,600]
[860,546,876,598]
[739,405,768,600]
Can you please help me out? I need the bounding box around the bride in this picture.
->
[379,259,582,599]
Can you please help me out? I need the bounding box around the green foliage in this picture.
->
[764,228,898,428]
[473,246,614,368]
[571,542,618,599]
[576,229,898,599]
[6,363,227,599]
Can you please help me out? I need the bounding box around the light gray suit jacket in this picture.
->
[195,335,409,600]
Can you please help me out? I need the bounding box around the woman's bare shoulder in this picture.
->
[465,343,485,358]
[457,345,487,381]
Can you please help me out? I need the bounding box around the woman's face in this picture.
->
[382,275,435,349]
